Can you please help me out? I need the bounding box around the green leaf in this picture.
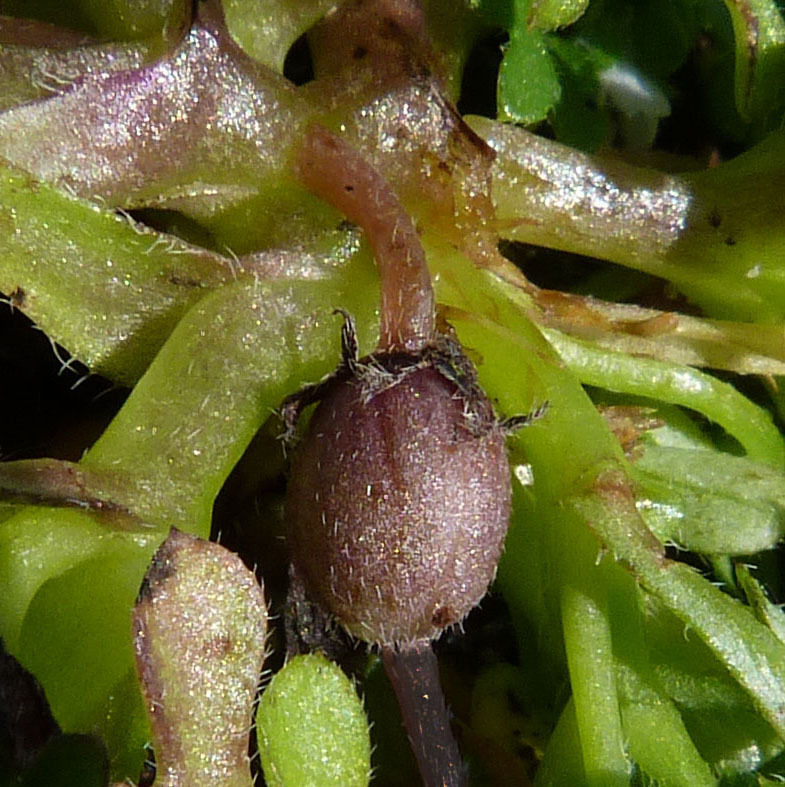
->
[0,161,235,384]
[0,19,308,232]
[498,27,561,124]
[569,0,700,79]
[81,258,379,531]
[724,0,785,133]
[737,564,785,647]
[2,0,186,42]
[648,601,785,776]
[561,571,630,785]
[472,0,515,29]
[547,37,612,150]
[544,330,785,467]
[528,0,589,30]
[257,653,371,787]
[223,0,335,74]
[0,508,127,650]
[0,156,364,384]
[633,444,785,555]
[616,664,716,787]
[0,247,379,778]
[17,543,153,733]
[629,545,785,742]
[474,116,785,324]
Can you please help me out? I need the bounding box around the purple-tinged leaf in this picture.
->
[133,528,267,787]
[0,2,305,214]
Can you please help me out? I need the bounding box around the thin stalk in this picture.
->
[296,123,435,352]
[382,642,467,787]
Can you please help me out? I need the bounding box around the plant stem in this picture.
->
[382,642,467,787]
[296,123,435,352]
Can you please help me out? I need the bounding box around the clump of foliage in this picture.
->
[2,1,785,785]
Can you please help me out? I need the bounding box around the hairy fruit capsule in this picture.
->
[288,122,543,787]
[284,338,511,647]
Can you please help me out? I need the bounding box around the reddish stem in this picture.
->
[296,123,435,353]
[382,642,467,787]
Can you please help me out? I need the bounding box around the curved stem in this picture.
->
[296,123,435,352]
[382,642,467,787]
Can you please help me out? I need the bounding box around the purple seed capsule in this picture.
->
[285,343,511,647]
